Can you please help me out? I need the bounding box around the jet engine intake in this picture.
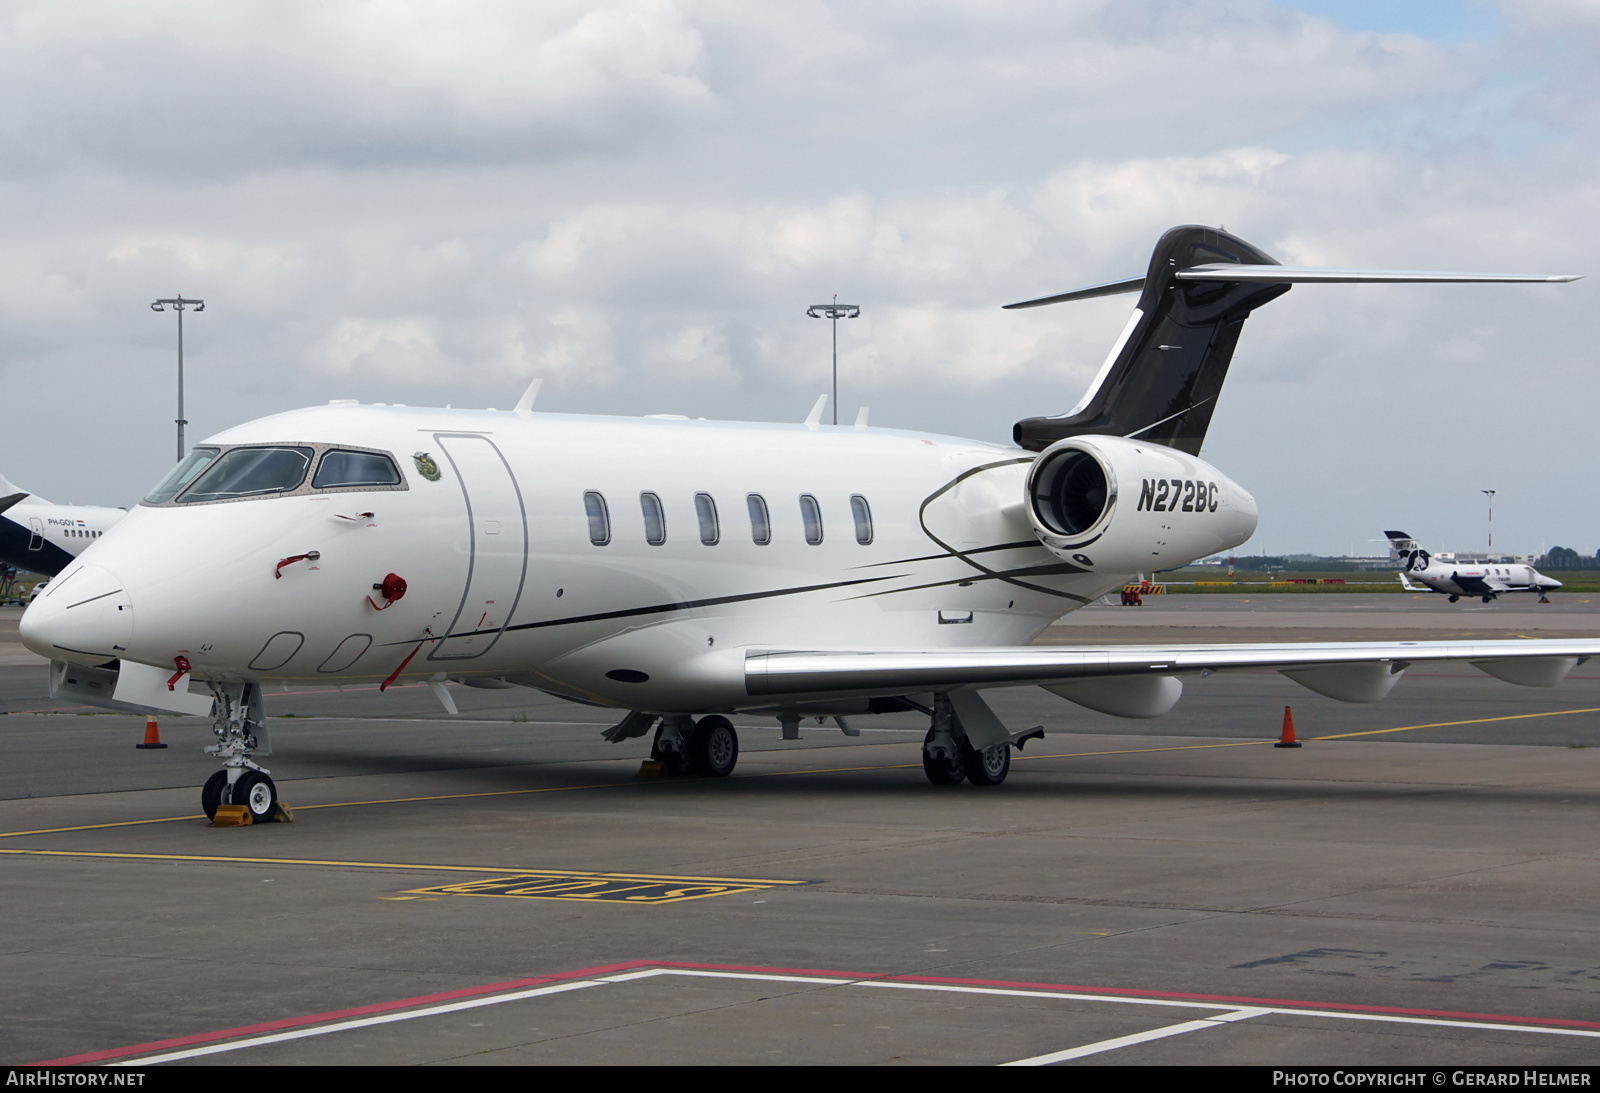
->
[1024,435,1257,572]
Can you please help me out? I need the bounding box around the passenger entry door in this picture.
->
[428,434,528,660]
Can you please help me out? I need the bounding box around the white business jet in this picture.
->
[1387,530,1562,603]
[0,470,125,576]
[19,225,1592,823]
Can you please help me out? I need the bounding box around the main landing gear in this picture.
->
[201,682,280,822]
[651,714,740,778]
[921,694,1013,787]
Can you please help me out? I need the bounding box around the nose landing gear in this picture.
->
[201,682,280,823]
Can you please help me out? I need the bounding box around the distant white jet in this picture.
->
[1387,530,1561,603]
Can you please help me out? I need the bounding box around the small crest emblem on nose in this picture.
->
[412,452,442,482]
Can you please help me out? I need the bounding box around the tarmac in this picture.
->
[5,593,1600,1067]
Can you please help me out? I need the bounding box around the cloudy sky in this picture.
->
[1,0,1595,557]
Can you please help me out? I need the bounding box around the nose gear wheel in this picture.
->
[200,681,277,822]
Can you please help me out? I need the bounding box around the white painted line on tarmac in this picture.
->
[1253,1005,1600,1040]
[631,969,857,986]
[864,979,1600,1042]
[110,966,1600,1066]
[116,980,607,1065]
[1001,1007,1269,1066]
[858,979,1242,1011]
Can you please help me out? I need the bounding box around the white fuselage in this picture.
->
[20,403,1256,713]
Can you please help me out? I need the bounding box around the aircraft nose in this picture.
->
[20,563,134,664]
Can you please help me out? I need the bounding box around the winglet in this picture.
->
[514,378,542,420]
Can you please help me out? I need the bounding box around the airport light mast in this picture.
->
[806,295,860,426]
[1482,489,1496,556]
[150,296,204,461]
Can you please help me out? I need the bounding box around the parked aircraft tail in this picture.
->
[0,472,32,515]
[1008,226,1580,455]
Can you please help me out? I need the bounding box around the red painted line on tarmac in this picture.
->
[33,956,1600,1066]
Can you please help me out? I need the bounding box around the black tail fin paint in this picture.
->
[1012,225,1289,455]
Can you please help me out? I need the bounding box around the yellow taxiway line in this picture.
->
[0,847,802,885]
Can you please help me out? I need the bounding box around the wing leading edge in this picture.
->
[746,639,1600,702]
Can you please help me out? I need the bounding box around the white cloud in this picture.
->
[642,322,734,383]
[0,0,1593,556]
[309,317,451,382]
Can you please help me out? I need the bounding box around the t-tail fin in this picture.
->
[0,472,33,514]
[1008,225,1580,455]
[1011,225,1287,454]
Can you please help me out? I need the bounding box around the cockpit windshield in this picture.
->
[176,447,314,503]
[144,448,220,504]
[142,443,407,505]
[313,450,402,488]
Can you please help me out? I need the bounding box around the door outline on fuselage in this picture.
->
[427,433,529,661]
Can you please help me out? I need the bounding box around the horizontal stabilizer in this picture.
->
[1010,225,1583,456]
[1003,277,1147,309]
[1178,265,1581,285]
[1005,267,1580,310]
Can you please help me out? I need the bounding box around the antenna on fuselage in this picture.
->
[514,378,543,420]
[804,394,828,430]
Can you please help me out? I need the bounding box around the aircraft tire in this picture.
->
[234,772,278,822]
[960,742,1011,786]
[921,728,965,785]
[201,771,228,820]
[688,716,739,778]
[1483,595,1493,603]
[1448,595,1459,603]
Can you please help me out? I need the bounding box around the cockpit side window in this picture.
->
[177,447,314,503]
[313,450,402,489]
[144,448,220,504]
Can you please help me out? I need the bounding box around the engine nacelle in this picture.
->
[1024,435,1257,572]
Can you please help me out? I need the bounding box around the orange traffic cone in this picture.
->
[136,716,167,750]
[1274,705,1302,749]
